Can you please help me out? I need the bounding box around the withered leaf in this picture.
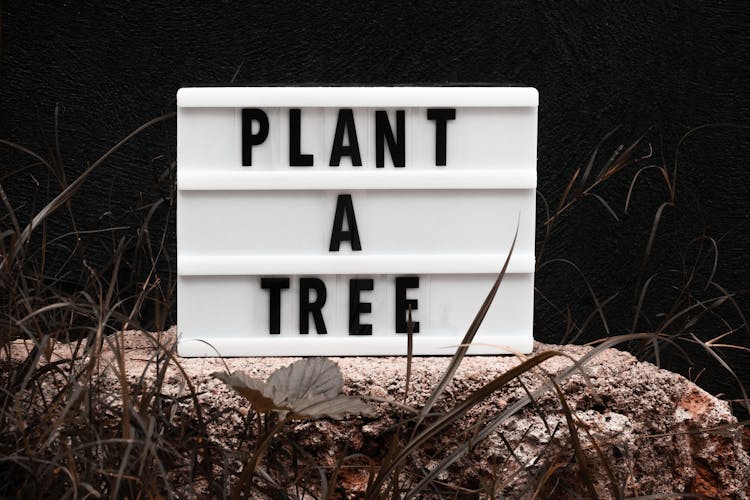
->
[213,357,373,420]
[267,357,343,406]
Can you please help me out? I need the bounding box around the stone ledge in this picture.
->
[10,327,750,498]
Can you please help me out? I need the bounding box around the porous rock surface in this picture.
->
[11,327,750,498]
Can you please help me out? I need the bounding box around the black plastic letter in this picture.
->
[426,108,456,166]
[329,194,362,251]
[375,110,405,168]
[329,109,362,166]
[289,109,313,166]
[349,279,373,335]
[242,108,269,166]
[395,276,420,333]
[260,277,290,334]
[299,278,327,334]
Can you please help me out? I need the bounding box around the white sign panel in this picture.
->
[177,87,537,356]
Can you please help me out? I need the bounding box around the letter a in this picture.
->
[329,194,362,251]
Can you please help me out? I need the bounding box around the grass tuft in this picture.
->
[0,115,747,498]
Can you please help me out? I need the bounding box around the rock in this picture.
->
[9,327,750,498]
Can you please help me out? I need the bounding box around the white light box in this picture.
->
[177,87,537,356]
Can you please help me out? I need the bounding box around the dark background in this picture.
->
[1,2,749,410]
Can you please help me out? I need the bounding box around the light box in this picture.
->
[177,87,537,356]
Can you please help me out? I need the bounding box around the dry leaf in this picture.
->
[213,357,374,420]
[267,357,343,406]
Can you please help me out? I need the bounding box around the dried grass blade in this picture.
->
[579,126,621,189]
[586,193,619,221]
[395,351,562,499]
[408,333,656,495]
[404,305,414,404]
[416,218,519,426]
[4,112,175,268]
[550,378,597,499]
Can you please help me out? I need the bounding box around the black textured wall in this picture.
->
[1,2,749,404]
